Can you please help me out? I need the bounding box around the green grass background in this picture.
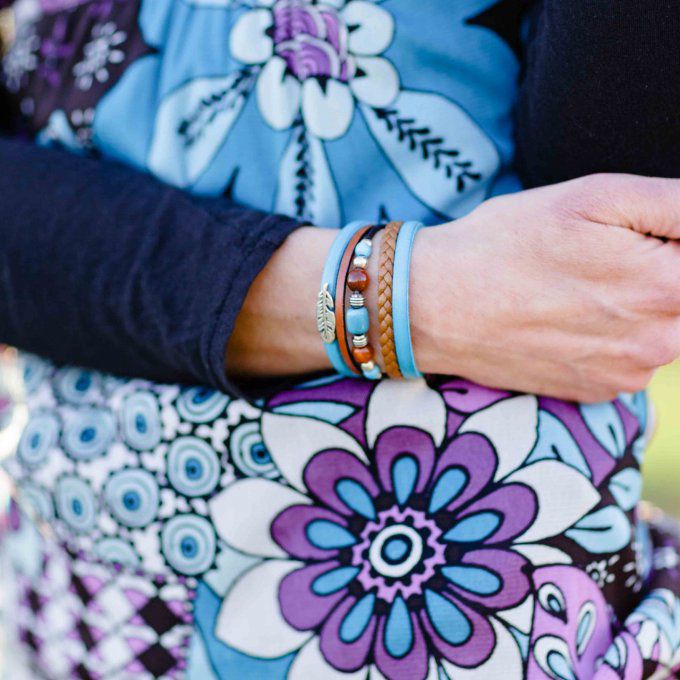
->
[644,362,680,514]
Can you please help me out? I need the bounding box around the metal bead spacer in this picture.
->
[354,239,373,258]
[353,334,368,348]
[360,361,376,372]
[353,255,368,269]
[349,292,365,308]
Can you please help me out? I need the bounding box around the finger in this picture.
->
[571,173,680,239]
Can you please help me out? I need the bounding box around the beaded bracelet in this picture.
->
[333,225,375,376]
[392,221,425,379]
[318,220,421,380]
[344,226,384,380]
[317,221,371,377]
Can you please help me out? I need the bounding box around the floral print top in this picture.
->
[3,2,680,680]
[4,0,520,226]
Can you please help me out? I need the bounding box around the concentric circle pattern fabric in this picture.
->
[3,1,680,679]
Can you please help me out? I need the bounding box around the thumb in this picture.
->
[573,174,680,239]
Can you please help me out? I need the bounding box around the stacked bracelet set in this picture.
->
[317,220,424,380]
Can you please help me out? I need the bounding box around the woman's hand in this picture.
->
[411,174,680,402]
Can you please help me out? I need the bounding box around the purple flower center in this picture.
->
[271,1,354,82]
[353,506,447,602]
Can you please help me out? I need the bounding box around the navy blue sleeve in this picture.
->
[516,1,680,187]
[0,136,302,394]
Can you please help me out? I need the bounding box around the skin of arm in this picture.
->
[228,174,680,403]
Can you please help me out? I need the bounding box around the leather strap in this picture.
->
[378,221,404,379]
[334,225,373,375]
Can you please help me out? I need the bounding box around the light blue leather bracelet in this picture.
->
[392,220,424,379]
[318,221,370,376]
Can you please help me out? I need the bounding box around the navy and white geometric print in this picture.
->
[176,387,231,424]
[62,407,116,461]
[229,419,281,480]
[166,437,222,497]
[161,513,218,576]
[104,467,161,528]
[93,0,522,226]
[120,390,163,450]
[5,353,272,578]
[16,411,60,469]
[54,473,99,533]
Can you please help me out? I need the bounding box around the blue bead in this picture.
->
[346,307,370,335]
[355,240,372,258]
[363,366,382,381]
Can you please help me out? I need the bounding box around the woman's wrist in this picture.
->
[409,224,443,375]
[227,226,335,377]
[408,220,472,376]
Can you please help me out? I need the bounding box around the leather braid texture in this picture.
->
[378,221,404,379]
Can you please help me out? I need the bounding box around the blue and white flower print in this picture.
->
[225,0,400,140]
[94,0,521,226]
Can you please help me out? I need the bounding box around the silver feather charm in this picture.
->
[316,283,336,344]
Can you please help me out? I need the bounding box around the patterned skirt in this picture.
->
[1,353,680,680]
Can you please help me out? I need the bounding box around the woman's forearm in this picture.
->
[6,133,680,402]
[227,227,334,377]
[228,174,680,403]
[227,226,387,377]
[0,136,302,393]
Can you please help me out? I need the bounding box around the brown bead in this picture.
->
[352,345,374,365]
[347,268,369,292]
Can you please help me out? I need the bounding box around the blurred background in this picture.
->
[645,362,680,514]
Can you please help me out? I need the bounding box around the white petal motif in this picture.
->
[230,9,273,64]
[365,379,447,448]
[302,79,355,140]
[496,595,535,635]
[275,130,341,227]
[512,544,572,566]
[215,559,312,657]
[148,73,252,187]
[506,461,600,544]
[459,395,538,481]
[342,1,395,56]
[442,618,523,680]
[288,637,367,680]
[257,56,302,131]
[262,412,366,491]
[425,658,440,680]
[209,478,311,557]
[351,57,399,108]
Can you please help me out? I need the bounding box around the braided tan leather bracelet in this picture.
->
[378,221,404,379]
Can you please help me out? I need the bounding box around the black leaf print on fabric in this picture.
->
[292,123,314,220]
[177,68,255,148]
[372,107,483,193]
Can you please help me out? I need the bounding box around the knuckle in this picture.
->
[558,173,624,224]
[573,173,619,204]
[648,285,677,312]
[641,327,680,367]
[587,386,619,403]
[648,341,677,367]
[611,339,645,365]
[651,272,680,312]
[618,370,655,394]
